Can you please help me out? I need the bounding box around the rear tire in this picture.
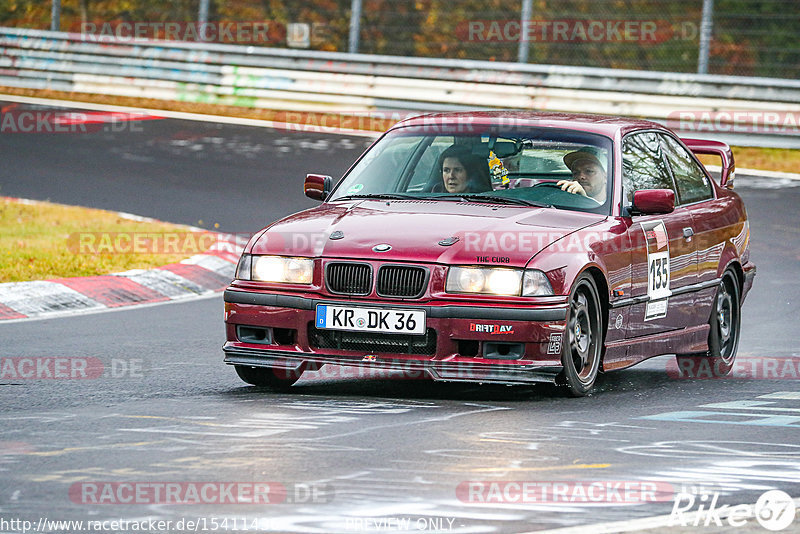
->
[675,270,741,377]
[234,365,302,389]
[560,275,603,397]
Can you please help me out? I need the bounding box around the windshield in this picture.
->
[329,125,614,213]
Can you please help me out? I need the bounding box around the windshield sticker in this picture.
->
[641,220,671,320]
[488,150,510,186]
[346,184,364,194]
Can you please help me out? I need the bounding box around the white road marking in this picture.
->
[618,440,800,459]
[0,94,381,138]
[760,391,800,400]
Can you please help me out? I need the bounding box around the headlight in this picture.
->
[235,253,252,280]
[446,267,552,296]
[454,268,486,293]
[486,269,523,295]
[522,269,554,296]
[237,254,314,284]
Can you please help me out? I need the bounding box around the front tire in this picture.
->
[234,365,302,389]
[676,270,741,377]
[560,275,604,397]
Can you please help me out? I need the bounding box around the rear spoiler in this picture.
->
[681,138,735,189]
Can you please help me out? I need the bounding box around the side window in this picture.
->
[621,132,675,206]
[660,134,714,204]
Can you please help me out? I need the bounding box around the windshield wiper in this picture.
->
[431,194,552,208]
[333,193,422,201]
[334,193,554,209]
[468,194,553,208]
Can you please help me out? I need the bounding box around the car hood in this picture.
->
[249,199,606,267]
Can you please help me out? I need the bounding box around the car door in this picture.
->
[621,131,698,338]
[658,133,722,328]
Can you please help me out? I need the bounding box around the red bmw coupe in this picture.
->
[223,112,755,396]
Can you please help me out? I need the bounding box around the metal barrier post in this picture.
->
[518,0,533,63]
[348,0,363,54]
[698,0,714,74]
[50,0,61,31]
[198,0,210,25]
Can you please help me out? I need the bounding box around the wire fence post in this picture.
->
[348,0,363,54]
[198,0,210,25]
[50,0,61,31]
[698,0,714,74]
[517,0,533,63]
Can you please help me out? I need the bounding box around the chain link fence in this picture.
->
[2,0,798,78]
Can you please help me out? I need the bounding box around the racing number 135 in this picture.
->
[649,255,669,291]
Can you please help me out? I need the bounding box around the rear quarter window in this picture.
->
[660,134,714,204]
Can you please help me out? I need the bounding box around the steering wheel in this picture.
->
[530,181,565,190]
[528,181,602,205]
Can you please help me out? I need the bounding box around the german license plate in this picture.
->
[315,305,426,335]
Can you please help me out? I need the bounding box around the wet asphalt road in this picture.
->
[1,101,799,533]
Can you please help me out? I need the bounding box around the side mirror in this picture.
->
[632,189,675,215]
[304,174,331,201]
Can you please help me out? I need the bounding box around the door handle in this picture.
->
[683,227,694,238]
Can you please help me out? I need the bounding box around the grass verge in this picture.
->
[1,197,210,283]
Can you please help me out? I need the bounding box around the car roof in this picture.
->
[391,111,669,138]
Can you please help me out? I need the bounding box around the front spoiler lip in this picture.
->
[223,346,561,385]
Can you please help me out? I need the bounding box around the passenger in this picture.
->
[437,145,492,194]
[557,148,608,203]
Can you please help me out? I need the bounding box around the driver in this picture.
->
[557,148,607,203]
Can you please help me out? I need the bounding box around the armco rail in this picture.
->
[2,27,799,147]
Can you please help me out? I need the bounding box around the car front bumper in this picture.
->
[222,288,569,385]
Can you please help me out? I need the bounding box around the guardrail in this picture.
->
[1,26,799,148]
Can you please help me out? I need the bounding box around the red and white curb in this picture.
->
[0,242,243,322]
[0,202,245,322]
